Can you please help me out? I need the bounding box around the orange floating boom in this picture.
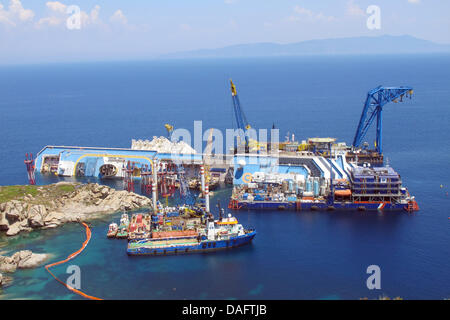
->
[44,222,102,300]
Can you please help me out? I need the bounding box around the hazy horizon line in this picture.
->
[2,34,450,67]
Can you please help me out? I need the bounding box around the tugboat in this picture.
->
[106,223,118,238]
[116,213,130,239]
[127,208,256,256]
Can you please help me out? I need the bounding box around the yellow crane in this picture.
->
[164,124,174,139]
[203,128,214,184]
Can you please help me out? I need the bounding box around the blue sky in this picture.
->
[0,0,449,64]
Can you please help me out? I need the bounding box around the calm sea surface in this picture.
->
[0,55,449,299]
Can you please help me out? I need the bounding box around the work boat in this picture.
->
[106,223,118,238]
[127,213,256,256]
[116,213,130,239]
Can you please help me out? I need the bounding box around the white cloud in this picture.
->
[37,16,62,26]
[37,1,66,27]
[0,4,15,26]
[408,0,420,4]
[46,1,66,14]
[294,6,313,17]
[110,9,127,25]
[291,5,336,22]
[347,0,365,17]
[0,0,34,27]
[90,5,101,24]
[37,2,104,28]
[9,0,34,21]
[77,6,104,28]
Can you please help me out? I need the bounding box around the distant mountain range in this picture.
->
[162,35,450,59]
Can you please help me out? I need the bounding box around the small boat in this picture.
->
[127,213,256,256]
[116,226,128,239]
[107,223,118,238]
[208,177,220,191]
[116,212,130,239]
[119,213,129,226]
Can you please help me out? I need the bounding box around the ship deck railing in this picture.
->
[351,192,403,196]
[130,235,199,244]
[129,238,200,249]
[238,199,326,203]
[352,182,401,189]
[36,145,161,157]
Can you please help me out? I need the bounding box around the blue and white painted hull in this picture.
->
[127,231,256,256]
[233,201,411,211]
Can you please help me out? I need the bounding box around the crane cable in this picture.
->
[44,222,103,300]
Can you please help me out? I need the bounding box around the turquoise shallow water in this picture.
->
[1,55,450,299]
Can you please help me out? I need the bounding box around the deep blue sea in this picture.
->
[0,54,449,299]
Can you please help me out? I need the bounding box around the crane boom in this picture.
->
[353,86,413,154]
[230,79,251,148]
[165,124,174,140]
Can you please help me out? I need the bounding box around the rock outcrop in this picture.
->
[0,250,49,273]
[0,183,152,236]
[0,250,49,286]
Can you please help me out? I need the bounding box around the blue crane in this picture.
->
[353,86,413,154]
[230,79,251,150]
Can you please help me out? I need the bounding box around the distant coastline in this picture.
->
[161,35,450,59]
[1,35,450,67]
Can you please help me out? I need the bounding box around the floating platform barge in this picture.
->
[229,153,419,212]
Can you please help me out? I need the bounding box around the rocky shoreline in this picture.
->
[0,182,152,236]
[0,250,49,287]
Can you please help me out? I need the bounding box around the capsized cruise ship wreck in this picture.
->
[35,137,201,179]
